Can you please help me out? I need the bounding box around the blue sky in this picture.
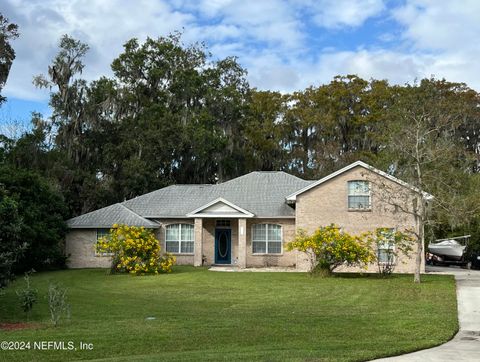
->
[2,0,480,134]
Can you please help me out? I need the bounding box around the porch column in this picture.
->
[238,218,247,269]
[194,218,203,266]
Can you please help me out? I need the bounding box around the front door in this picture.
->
[215,229,231,264]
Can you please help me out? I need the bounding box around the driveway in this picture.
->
[372,266,480,361]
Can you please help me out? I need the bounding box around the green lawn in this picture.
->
[0,267,458,362]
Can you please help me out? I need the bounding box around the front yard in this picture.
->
[0,267,457,361]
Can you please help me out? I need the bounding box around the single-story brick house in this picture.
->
[66,161,431,272]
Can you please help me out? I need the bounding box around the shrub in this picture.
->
[0,188,26,289]
[367,228,414,276]
[48,282,70,327]
[15,271,37,320]
[287,224,376,276]
[96,224,175,275]
[0,166,68,273]
[159,253,176,273]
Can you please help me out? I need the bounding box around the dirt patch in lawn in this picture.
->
[0,322,41,331]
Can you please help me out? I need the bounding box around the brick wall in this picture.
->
[65,229,111,268]
[295,166,424,273]
[246,218,298,268]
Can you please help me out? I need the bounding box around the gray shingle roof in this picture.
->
[123,171,313,218]
[67,171,314,228]
[67,203,159,228]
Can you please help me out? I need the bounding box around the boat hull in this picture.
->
[428,244,466,261]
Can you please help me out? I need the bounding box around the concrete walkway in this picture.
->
[208,265,300,272]
[373,266,480,361]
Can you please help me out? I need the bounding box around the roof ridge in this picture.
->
[252,170,284,173]
[173,184,213,186]
[119,204,158,226]
[217,170,307,186]
[122,184,178,202]
[68,202,121,221]
[67,202,160,228]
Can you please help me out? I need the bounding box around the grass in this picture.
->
[0,267,458,362]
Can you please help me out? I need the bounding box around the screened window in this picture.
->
[252,224,282,254]
[348,180,371,209]
[378,229,395,263]
[165,224,194,254]
[96,228,112,256]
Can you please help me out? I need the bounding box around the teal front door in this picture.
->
[215,229,231,264]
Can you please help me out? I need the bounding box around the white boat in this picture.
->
[428,239,467,261]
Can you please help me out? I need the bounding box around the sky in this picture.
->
[1,0,480,131]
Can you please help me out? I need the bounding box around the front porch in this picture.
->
[187,197,252,268]
[159,197,302,269]
[193,217,249,267]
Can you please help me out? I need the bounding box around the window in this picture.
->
[165,224,194,254]
[252,224,282,254]
[377,229,395,263]
[96,229,112,256]
[348,180,371,209]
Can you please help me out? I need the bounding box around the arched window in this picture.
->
[165,224,194,254]
[252,224,282,254]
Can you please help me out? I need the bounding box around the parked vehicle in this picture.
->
[428,239,466,260]
[469,249,480,270]
[428,235,471,267]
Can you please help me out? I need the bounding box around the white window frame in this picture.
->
[377,228,396,264]
[251,223,283,255]
[95,228,113,257]
[347,180,371,210]
[165,223,195,254]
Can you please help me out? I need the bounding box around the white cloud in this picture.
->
[300,0,386,29]
[242,52,301,92]
[2,0,480,108]
[393,0,480,52]
[389,0,480,89]
[302,50,430,87]
[177,0,305,49]
[3,0,193,100]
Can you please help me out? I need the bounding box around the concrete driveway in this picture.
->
[372,266,480,361]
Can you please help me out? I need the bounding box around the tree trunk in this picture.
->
[413,196,425,283]
[413,127,424,284]
[414,216,423,283]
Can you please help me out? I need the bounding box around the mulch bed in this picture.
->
[0,322,41,331]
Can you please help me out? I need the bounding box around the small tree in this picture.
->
[48,282,70,327]
[15,271,37,320]
[368,228,414,276]
[287,224,376,276]
[380,79,479,283]
[96,224,175,275]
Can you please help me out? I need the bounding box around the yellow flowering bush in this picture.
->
[287,224,376,276]
[96,224,176,275]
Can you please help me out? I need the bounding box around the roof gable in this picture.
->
[286,161,433,201]
[186,198,254,218]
